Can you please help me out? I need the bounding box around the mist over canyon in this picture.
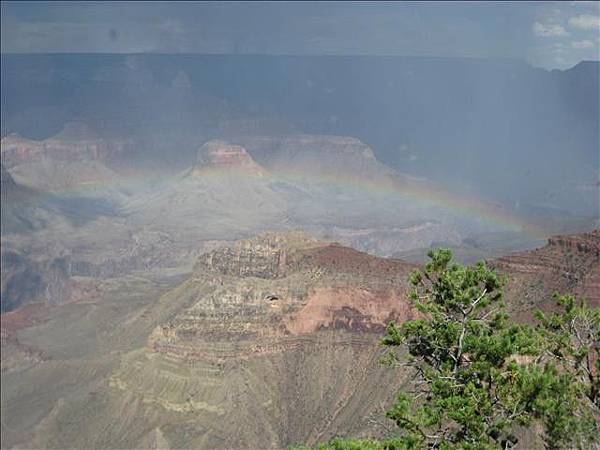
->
[2,54,598,215]
[1,52,599,449]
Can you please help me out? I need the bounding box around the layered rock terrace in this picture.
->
[1,122,133,168]
[192,140,266,176]
[148,232,416,363]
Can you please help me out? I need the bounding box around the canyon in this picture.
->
[3,55,597,217]
[1,229,598,449]
[3,129,559,314]
[1,53,598,449]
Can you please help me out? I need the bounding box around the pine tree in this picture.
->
[380,250,598,450]
[294,250,599,450]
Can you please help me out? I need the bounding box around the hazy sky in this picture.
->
[1,1,599,69]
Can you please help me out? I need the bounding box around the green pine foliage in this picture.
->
[295,250,599,450]
[289,437,420,450]
[381,249,542,449]
[534,294,600,448]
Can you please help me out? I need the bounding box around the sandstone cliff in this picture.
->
[1,122,132,168]
[2,230,599,449]
[0,122,133,196]
[192,140,266,176]
[235,134,391,181]
[147,232,416,362]
[105,232,417,448]
[493,229,600,318]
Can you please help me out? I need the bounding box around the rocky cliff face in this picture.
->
[106,230,600,449]
[192,140,266,176]
[235,134,391,181]
[141,229,600,369]
[1,122,133,168]
[146,232,416,362]
[2,230,598,449]
[493,229,600,317]
[194,231,321,279]
[0,122,136,195]
[103,232,418,448]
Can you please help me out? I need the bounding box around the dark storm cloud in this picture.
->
[1,1,598,69]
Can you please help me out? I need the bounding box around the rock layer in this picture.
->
[147,232,416,363]
[1,122,132,168]
[493,229,600,317]
[2,230,599,449]
[236,134,390,181]
[109,232,417,447]
[193,140,265,176]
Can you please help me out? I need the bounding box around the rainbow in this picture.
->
[19,163,547,239]
[256,167,548,239]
